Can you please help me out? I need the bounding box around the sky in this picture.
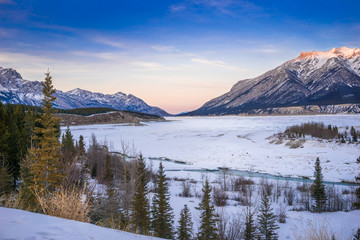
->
[0,0,359,114]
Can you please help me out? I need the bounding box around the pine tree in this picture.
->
[61,126,75,162]
[28,71,64,194]
[152,162,174,239]
[351,126,358,142]
[103,153,113,185]
[353,228,360,240]
[130,155,150,235]
[177,204,193,240]
[311,157,327,213]
[78,135,86,156]
[196,179,219,240]
[244,206,256,240]
[257,191,279,240]
[354,157,360,209]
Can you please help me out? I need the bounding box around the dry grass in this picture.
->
[35,184,92,222]
[0,193,24,209]
[292,218,350,240]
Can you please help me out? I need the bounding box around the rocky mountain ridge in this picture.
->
[0,67,169,116]
[187,47,360,115]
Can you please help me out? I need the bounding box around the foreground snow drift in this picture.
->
[0,207,162,240]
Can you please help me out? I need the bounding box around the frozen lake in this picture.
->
[65,115,360,182]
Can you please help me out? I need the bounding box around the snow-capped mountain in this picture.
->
[188,47,360,115]
[0,67,169,116]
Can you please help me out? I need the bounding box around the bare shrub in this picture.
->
[259,178,274,198]
[35,184,92,222]
[213,186,228,206]
[285,122,338,139]
[285,186,295,206]
[232,176,254,192]
[285,139,305,149]
[278,203,287,223]
[179,180,193,198]
[292,218,343,240]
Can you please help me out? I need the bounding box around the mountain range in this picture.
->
[187,47,360,115]
[0,67,169,116]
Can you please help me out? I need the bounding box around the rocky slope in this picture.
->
[0,67,169,116]
[187,47,360,115]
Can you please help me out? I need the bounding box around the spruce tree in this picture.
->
[354,157,360,209]
[152,162,174,239]
[196,179,219,240]
[244,206,256,240]
[177,204,193,240]
[311,157,327,213]
[28,71,64,194]
[130,155,150,235]
[78,135,86,156]
[61,126,75,162]
[257,191,279,240]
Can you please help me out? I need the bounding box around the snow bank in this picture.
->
[0,207,162,240]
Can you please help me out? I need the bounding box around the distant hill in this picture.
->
[186,47,360,115]
[0,67,170,116]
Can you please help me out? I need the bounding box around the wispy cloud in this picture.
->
[0,0,14,4]
[169,4,186,12]
[151,45,179,52]
[94,38,125,48]
[191,57,246,71]
[170,0,264,16]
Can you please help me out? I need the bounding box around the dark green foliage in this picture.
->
[177,204,193,240]
[353,228,360,240]
[130,155,150,235]
[257,191,279,240]
[285,122,338,139]
[354,157,360,209]
[61,126,76,162]
[244,207,256,240]
[103,153,113,185]
[152,162,174,239]
[351,126,358,142]
[78,135,86,156]
[0,164,13,195]
[56,107,119,116]
[311,157,327,213]
[196,179,219,240]
[0,102,37,189]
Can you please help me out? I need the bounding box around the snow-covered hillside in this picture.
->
[0,207,163,240]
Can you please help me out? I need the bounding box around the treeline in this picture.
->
[284,122,359,142]
[0,103,40,190]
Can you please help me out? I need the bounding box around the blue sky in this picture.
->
[1,0,359,113]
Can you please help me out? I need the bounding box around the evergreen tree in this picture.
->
[196,179,219,240]
[78,135,86,156]
[152,162,174,239]
[354,157,360,209]
[0,164,13,195]
[244,206,256,240]
[351,126,358,142]
[28,71,64,194]
[130,155,150,235]
[177,204,193,240]
[61,126,75,162]
[257,191,279,240]
[353,228,360,240]
[103,153,113,185]
[311,157,327,213]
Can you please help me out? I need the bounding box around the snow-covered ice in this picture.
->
[65,115,360,182]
